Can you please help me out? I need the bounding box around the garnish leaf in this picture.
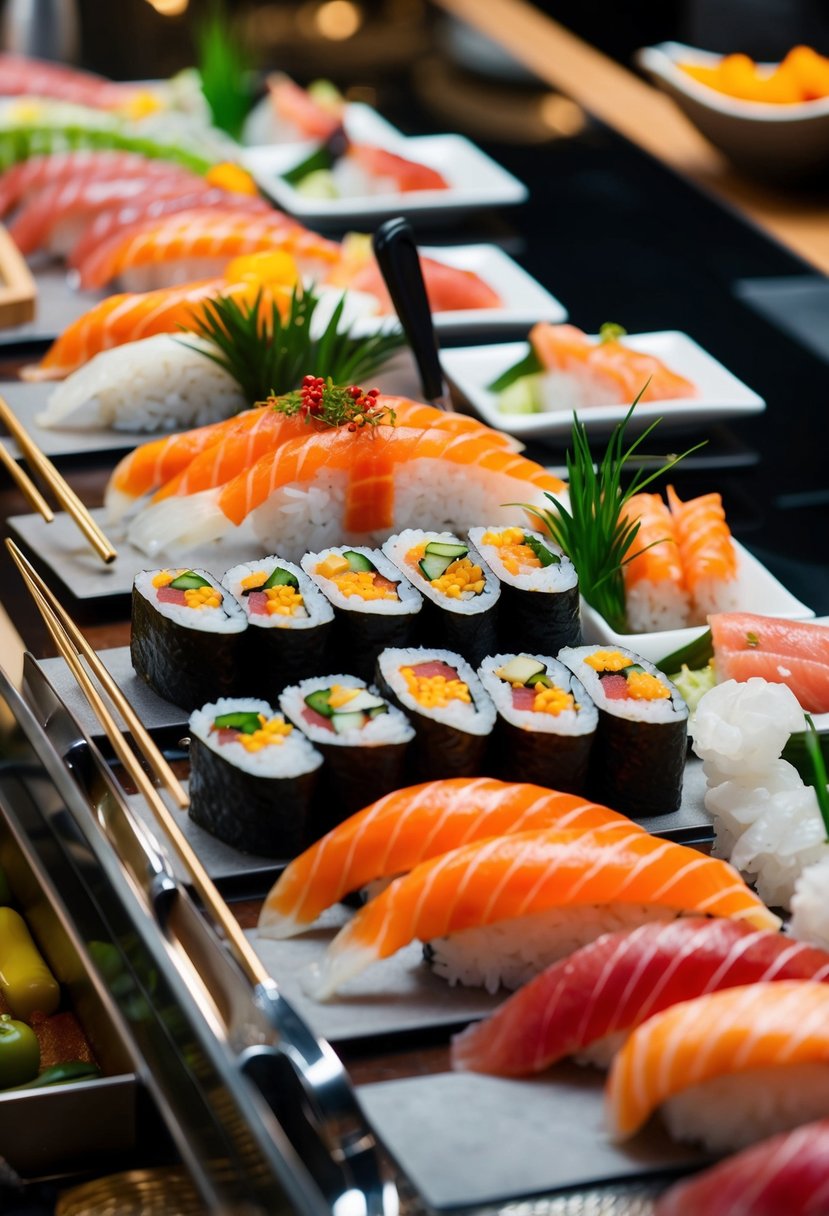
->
[488,348,543,393]
[804,714,829,841]
[180,283,405,405]
[195,0,253,141]
[513,392,705,632]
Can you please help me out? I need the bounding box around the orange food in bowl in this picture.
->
[680,45,829,104]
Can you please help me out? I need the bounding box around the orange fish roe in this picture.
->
[264,585,306,616]
[401,667,471,709]
[333,570,398,601]
[184,585,223,609]
[585,650,632,673]
[481,527,542,577]
[237,715,293,752]
[431,558,485,599]
[625,671,670,701]
[532,685,576,715]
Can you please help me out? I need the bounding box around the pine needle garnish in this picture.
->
[514,390,705,632]
[179,283,405,406]
[195,0,254,141]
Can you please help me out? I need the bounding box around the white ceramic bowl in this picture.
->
[636,42,829,179]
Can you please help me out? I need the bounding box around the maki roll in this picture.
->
[376,647,496,781]
[188,698,322,856]
[469,526,580,654]
[223,556,335,694]
[280,675,415,832]
[478,653,597,794]
[383,530,499,666]
[301,546,422,681]
[559,645,688,818]
[132,568,247,711]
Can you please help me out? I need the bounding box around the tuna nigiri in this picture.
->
[9,169,207,255]
[0,53,144,110]
[654,1119,829,1216]
[337,253,501,314]
[525,323,698,410]
[124,420,565,559]
[621,492,689,633]
[258,778,643,939]
[305,825,779,999]
[342,143,449,194]
[666,484,739,619]
[0,149,195,217]
[607,981,829,1150]
[710,613,829,714]
[451,918,829,1076]
[76,210,341,292]
[268,74,345,143]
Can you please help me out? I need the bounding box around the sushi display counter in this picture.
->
[1,8,829,1214]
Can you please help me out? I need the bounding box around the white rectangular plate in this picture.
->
[243,108,528,226]
[442,330,765,437]
[351,244,567,336]
[581,541,815,664]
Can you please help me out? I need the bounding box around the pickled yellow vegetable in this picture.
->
[0,908,60,1021]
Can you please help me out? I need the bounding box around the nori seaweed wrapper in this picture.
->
[188,734,317,857]
[376,665,489,782]
[331,607,417,683]
[131,586,244,712]
[418,599,498,669]
[496,581,581,655]
[305,738,410,838]
[589,712,687,817]
[493,718,593,795]
[240,618,335,697]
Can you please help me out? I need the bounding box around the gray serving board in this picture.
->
[356,1069,702,1210]
[0,263,104,347]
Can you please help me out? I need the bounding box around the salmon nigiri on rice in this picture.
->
[304,823,778,1000]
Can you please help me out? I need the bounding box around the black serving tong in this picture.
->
[372,216,454,411]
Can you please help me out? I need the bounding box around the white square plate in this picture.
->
[580,541,814,666]
[442,330,765,438]
[243,107,528,225]
[350,244,567,337]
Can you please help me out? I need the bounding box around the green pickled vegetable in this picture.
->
[262,567,299,591]
[0,1015,39,1089]
[169,570,211,591]
[669,662,717,713]
[524,534,559,567]
[6,1060,100,1091]
[213,711,261,734]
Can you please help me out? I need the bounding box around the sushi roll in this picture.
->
[301,546,422,681]
[131,568,247,711]
[306,824,778,999]
[382,530,500,666]
[223,556,334,694]
[478,653,597,794]
[375,647,496,781]
[188,698,322,856]
[469,526,580,654]
[280,674,414,832]
[559,645,688,817]
[607,981,829,1152]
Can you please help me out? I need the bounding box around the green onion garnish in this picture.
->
[804,714,829,841]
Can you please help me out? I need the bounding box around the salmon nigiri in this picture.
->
[451,918,829,1076]
[607,981,829,1151]
[529,322,698,407]
[0,149,193,217]
[125,418,563,559]
[655,1119,829,1216]
[337,253,500,314]
[0,53,144,109]
[258,778,642,939]
[78,210,340,292]
[345,143,448,193]
[666,484,739,619]
[305,824,779,999]
[620,491,689,633]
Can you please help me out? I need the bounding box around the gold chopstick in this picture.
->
[6,540,188,810]
[0,438,54,520]
[0,393,116,564]
[10,544,270,989]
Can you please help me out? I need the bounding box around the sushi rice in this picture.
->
[302,546,422,617]
[280,674,414,747]
[190,696,322,778]
[382,529,499,615]
[479,652,596,738]
[37,334,246,433]
[377,647,496,736]
[223,556,334,631]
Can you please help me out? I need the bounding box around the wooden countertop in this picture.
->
[436,0,829,275]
